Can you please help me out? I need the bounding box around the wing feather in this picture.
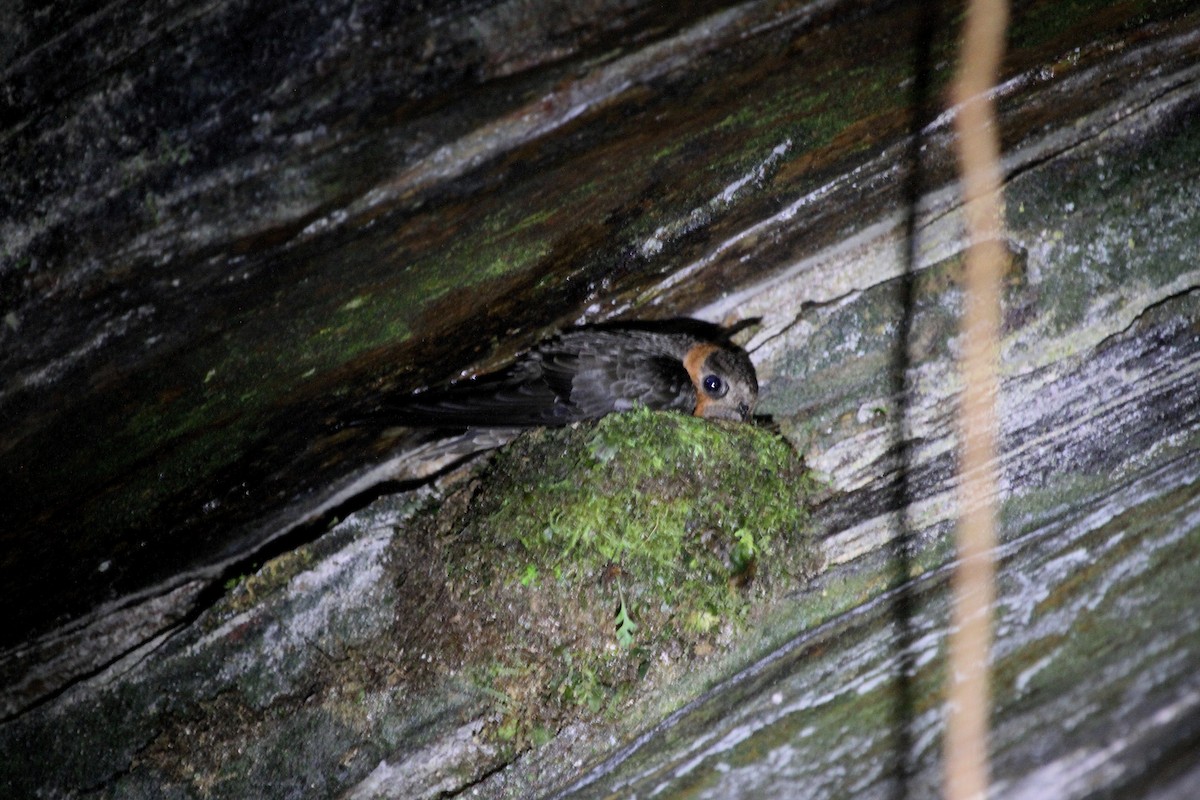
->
[363,328,701,428]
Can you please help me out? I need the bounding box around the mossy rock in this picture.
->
[390,408,821,746]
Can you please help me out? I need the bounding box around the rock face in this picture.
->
[2,0,1199,798]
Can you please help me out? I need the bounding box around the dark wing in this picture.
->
[369,369,576,428]
[357,329,697,429]
[545,343,695,418]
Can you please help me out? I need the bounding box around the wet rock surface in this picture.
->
[2,0,1199,797]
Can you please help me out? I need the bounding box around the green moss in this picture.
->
[469,407,818,625]
[397,408,820,747]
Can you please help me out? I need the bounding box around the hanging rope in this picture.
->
[945,0,1009,797]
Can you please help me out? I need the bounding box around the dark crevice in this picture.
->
[441,741,519,799]
[1094,284,1200,351]
[747,291,861,356]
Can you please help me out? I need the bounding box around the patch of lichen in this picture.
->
[218,547,316,617]
[394,408,820,747]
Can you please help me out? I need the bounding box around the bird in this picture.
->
[364,321,759,430]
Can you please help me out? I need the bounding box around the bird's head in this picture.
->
[684,343,759,422]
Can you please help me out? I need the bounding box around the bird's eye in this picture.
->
[702,374,727,397]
